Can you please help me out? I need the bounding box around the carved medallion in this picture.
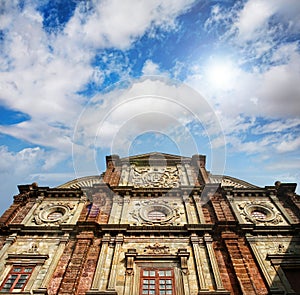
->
[34,203,73,225]
[130,200,180,226]
[238,201,283,225]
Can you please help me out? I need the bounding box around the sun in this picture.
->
[206,59,237,90]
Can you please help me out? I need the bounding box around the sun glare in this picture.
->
[206,59,237,90]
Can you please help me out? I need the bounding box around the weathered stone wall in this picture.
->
[0,154,299,295]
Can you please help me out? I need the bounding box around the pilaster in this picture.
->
[123,249,137,295]
[177,248,190,295]
[120,194,130,224]
[89,234,111,292]
[204,234,225,291]
[190,234,209,292]
[33,234,69,294]
[108,195,122,224]
[0,233,17,274]
[193,193,206,224]
[183,193,194,224]
[107,234,124,291]
[269,194,296,225]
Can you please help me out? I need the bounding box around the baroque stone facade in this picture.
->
[0,152,299,294]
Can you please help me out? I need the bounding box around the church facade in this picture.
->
[0,152,299,295]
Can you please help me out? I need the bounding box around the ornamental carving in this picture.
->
[130,200,181,226]
[238,201,283,225]
[144,243,170,254]
[22,242,40,254]
[34,202,75,225]
[130,166,179,188]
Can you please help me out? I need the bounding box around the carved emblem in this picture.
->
[130,166,179,188]
[144,243,170,254]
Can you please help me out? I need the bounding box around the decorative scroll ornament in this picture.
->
[238,201,283,225]
[144,243,170,254]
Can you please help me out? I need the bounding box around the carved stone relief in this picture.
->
[22,242,39,254]
[144,243,170,254]
[237,201,283,225]
[129,200,181,225]
[122,165,180,188]
[33,202,76,225]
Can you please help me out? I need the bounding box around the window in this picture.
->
[0,266,33,292]
[140,268,175,295]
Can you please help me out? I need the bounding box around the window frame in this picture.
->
[139,268,176,295]
[0,265,34,293]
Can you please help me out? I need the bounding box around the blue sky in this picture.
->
[0,0,299,213]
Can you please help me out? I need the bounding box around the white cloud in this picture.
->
[235,0,276,41]
[0,0,195,152]
[234,0,300,41]
[0,146,43,175]
[0,145,75,214]
[253,118,300,134]
[188,45,300,119]
[276,136,300,153]
[64,0,195,49]
[142,60,161,76]
[72,76,226,176]
[226,134,278,154]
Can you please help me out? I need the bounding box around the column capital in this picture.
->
[115,234,124,244]
[204,233,213,243]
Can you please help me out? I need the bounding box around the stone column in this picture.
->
[0,233,17,273]
[123,249,137,295]
[120,164,130,186]
[183,192,194,224]
[89,234,111,291]
[108,195,121,224]
[177,164,189,185]
[204,234,225,291]
[107,234,124,291]
[70,195,87,224]
[22,196,44,225]
[192,193,206,224]
[190,234,208,291]
[227,195,244,224]
[269,194,295,224]
[120,194,130,224]
[183,161,194,186]
[246,237,279,291]
[37,234,69,292]
[177,248,190,295]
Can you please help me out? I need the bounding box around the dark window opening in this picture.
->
[283,268,300,293]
